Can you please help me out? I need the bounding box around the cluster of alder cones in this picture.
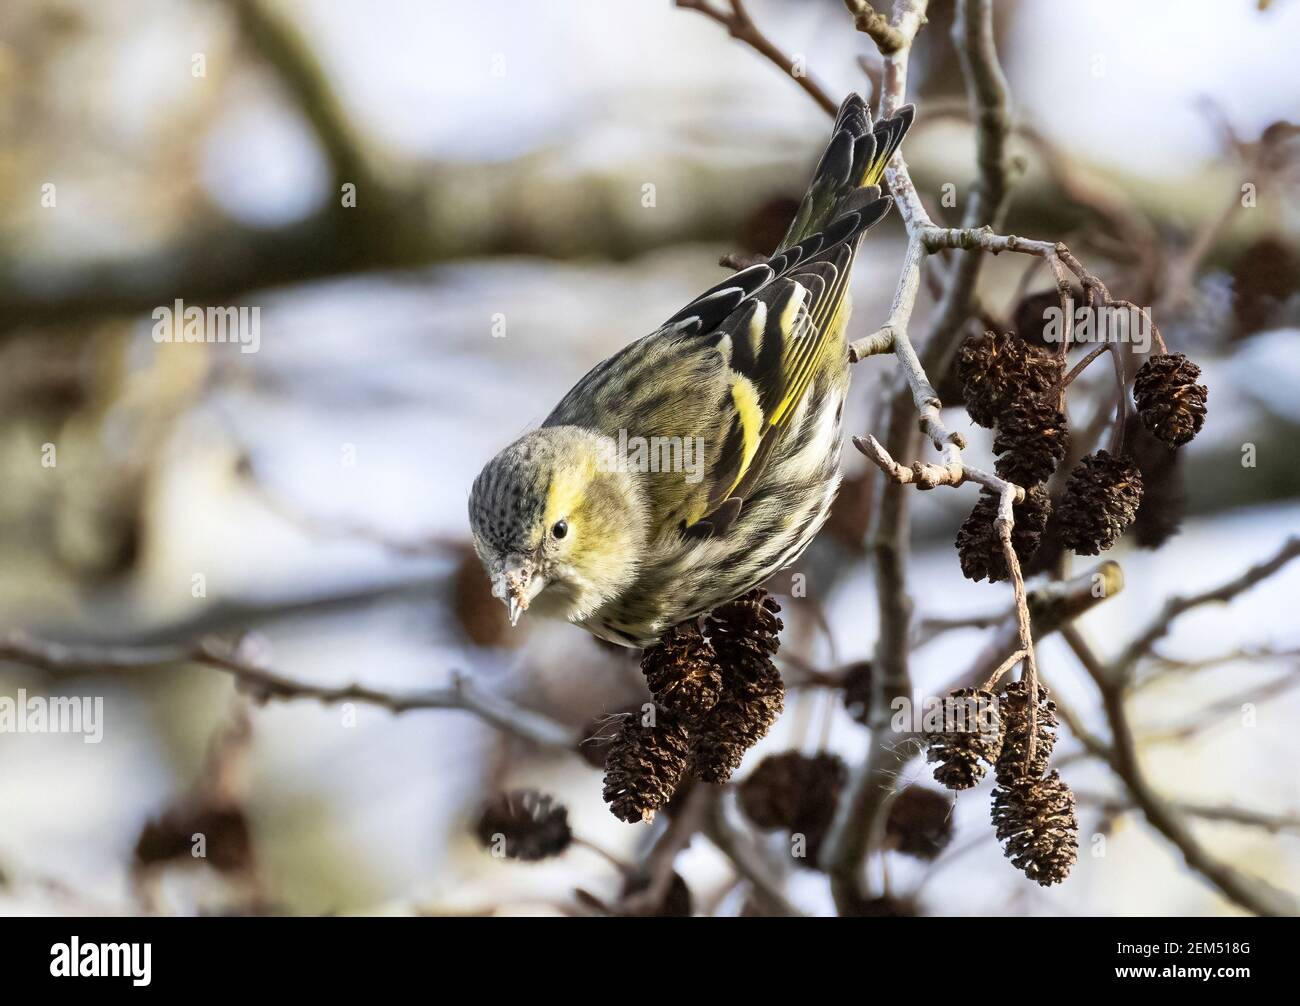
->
[924,681,1076,885]
[954,329,1208,579]
[469,774,953,915]
[600,589,785,824]
[739,754,953,874]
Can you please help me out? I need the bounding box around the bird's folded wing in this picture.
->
[664,195,893,537]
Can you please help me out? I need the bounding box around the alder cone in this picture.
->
[640,620,721,724]
[991,770,1079,886]
[474,790,572,861]
[955,485,1052,583]
[992,397,1070,486]
[927,687,1004,790]
[1132,352,1207,447]
[995,681,1058,786]
[1057,450,1144,555]
[602,712,690,823]
[957,330,1064,428]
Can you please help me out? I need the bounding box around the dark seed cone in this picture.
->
[474,790,572,861]
[991,770,1078,886]
[927,687,1004,790]
[1132,353,1208,447]
[841,659,874,726]
[993,397,1070,485]
[738,751,834,829]
[957,330,1065,428]
[885,785,954,860]
[602,711,690,823]
[689,589,786,782]
[995,681,1058,786]
[704,588,784,696]
[1057,449,1144,555]
[640,620,721,724]
[579,706,644,769]
[738,751,846,866]
[1126,415,1185,549]
[135,804,253,874]
[1232,236,1295,340]
[687,667,784,783]
[955,485,1052,583]
[1013,289,1072,352]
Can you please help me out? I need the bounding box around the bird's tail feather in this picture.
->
[777,94,914,253]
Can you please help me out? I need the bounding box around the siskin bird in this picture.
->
[469,94,913,647]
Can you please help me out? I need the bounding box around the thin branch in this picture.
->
[1136,644,1300,690]
[916,0,1014,381]
[1116,537,1300,677]
[956,560,1124,686]
[1061,343,1109,388]
[913,610,1008,647]
[852,431,1011,497]
[1061,623,1300,917]
[1139,669,1300,747]
[1079,790,1300,836]
[675,0,838,115]
[842,0,907,54]
[0,630,576,750]
[821,0,932,913]
[1170,802,1300,836]
[616,782,711,914]
[852,409,1040,778]
[995,484,1039,772]
[982,647,1028,692]
[703,795,803,917]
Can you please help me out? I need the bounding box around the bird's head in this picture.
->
[469,427,647,628]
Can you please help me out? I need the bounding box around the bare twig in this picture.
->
[616,782,711,914]
[1116,537,1300,678]
[0,630,576,750]
[956,561,1124,686]
[916,0,1015,381]
[820,0,933,912]
[843,0,907,54]
[1139,669,1300,747]
[852,431,1011,497]
[1077,790,1300,836]
[703,795,803,917]
[1061,623,1300,917]
[675,0,838,115]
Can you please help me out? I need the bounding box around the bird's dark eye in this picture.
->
[551,519,568,540]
